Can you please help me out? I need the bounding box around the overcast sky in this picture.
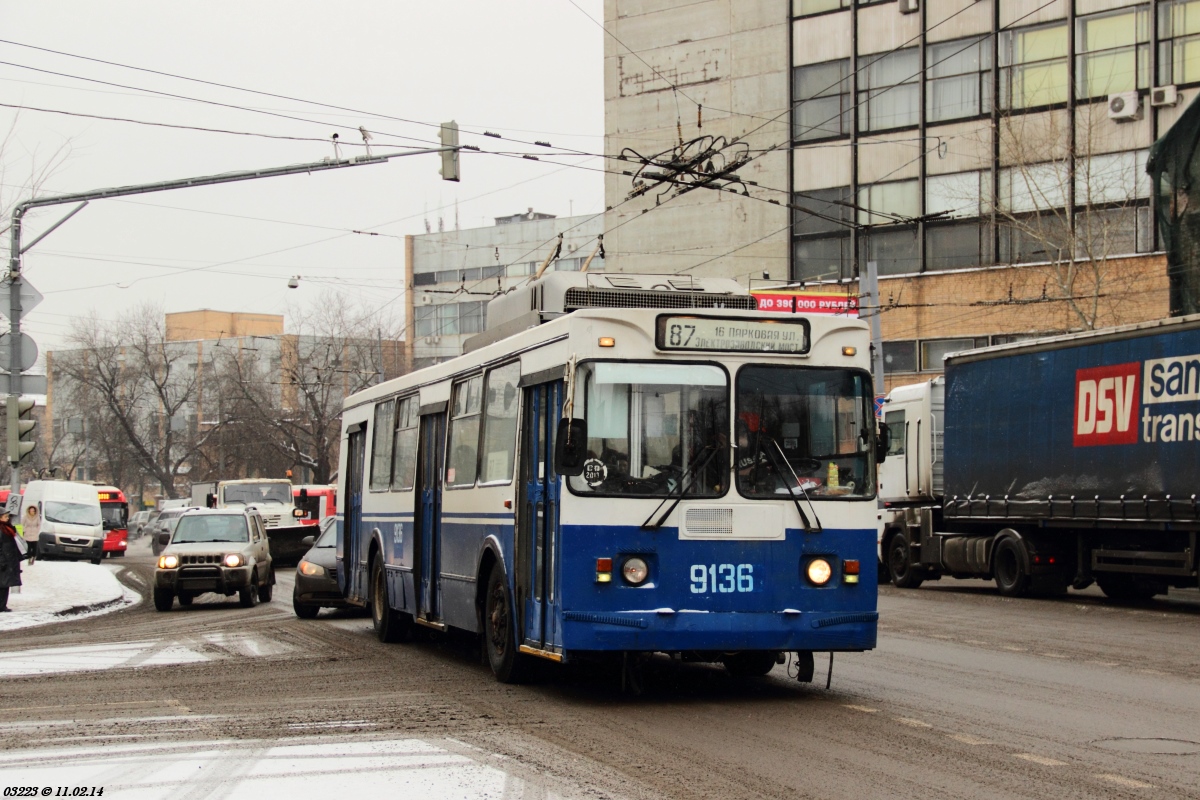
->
[1,0,605,351]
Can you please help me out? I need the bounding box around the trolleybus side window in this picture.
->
[447,374,484,488]
[735,366,875,500]
[568,361,728,498]
[479,361,521,484]
[369,399,396,492]
[391,395,419,491]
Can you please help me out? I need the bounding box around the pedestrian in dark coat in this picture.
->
[0,509,23,611]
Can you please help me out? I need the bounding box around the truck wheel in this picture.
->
[371,557,413,643]
[153,589,174,612]
[1096,574,1162,602]
[723,651,779,677]
[484,561,534,683]
[993,537,1031,597]
[887,532,925,589]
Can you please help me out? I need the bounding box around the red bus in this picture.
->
[293,484,336,526]
[94,484,129,558]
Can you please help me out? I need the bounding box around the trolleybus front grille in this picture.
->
[685,507,734,538]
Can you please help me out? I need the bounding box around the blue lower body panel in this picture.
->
[563,610,877,652]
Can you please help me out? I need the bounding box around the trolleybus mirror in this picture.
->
[555,418,588,476]
[875,424,890,464]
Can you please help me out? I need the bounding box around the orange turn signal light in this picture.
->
[596,557,612,583]
[843,559,860,584]
[598,337,616,347]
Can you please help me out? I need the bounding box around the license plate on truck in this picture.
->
[64,546,83,554]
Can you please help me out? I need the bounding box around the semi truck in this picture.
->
[209,478,310,565]
[879,314,1200,600]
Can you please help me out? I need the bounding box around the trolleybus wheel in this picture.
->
[887,532,924,589]
[485,561,533,684]
[992,537,1031,597]
[722,651,779,678]
[371,557,412,643]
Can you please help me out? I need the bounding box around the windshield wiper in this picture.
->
[641,443,725,530]
[765,437,823,534]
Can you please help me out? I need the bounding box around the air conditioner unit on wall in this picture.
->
[420,294,433,304]
[899,0,919,13]
[1107,92,1142,122]
[1151,85,1181,107]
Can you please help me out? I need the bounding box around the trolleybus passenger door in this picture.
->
[518,381,563,652]
[340,426,367,601]
[414,412,445,623]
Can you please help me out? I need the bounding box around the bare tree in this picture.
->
[55,305,219,498]
[1,113,72,239]
[215,291,404,484]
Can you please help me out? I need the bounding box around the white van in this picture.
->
[21,480,105,564]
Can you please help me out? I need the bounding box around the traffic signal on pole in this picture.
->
[5,397,36,464]
[439,120,460,182]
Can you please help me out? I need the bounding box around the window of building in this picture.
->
[998,163,1069,213]
[447,375,483,488]
[858,179,920,224]
[926,221,992,271]
[794,187,854,236]
[459,301,485,335]
[927,171,986,219]
[1159,0,1200,85]
[413,272,437,287]
[998,213,1073,263]
[921,338,989,370]
[479,362,520,484]
[1000,22,1070,108]
[1075,150,1151,205]
[794,0,849,15]
[437,303,459,336]
[369,399,396,492]
[860,48,920,130]
[390,396,418,492]
[1077,7,1150,99]
[793,235,853,282]
[794,60,852,141]
[415,305,435,337]
[883,340,918,373]
[928,37,994,123]
[1075,205,1154,257]
[505,262,529,277]
[861,227,920,275]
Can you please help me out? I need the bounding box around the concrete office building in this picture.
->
[604,0,1189,386]
[405,211,606,369]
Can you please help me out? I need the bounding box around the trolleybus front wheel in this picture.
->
[371,557,413,643]
[485,562,534,684]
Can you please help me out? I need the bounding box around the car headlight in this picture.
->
[298,560,327,578]
[223,553,244,568]
[622,557,649,585]
[806,558,833,586]
[158,555,179,569]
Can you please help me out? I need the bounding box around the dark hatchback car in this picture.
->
[293,516,350,618]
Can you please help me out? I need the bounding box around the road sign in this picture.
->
[0,333,38,371]
[0,278,43,320]
[0,373,47,394]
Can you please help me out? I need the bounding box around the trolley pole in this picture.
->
[6,144,460,497]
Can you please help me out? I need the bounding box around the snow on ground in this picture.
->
[0,631,294,676]
[0,736,587,799]
[0,560,137,631]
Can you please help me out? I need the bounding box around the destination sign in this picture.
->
[656,315,810,354]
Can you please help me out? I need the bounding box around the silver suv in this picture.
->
[153,508,274,611]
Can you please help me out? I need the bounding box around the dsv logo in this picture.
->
[1074,362,1140,447]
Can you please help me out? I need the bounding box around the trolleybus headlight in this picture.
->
[622,557,649,585]
[223,553,244,568]
[158,555,179,569]
[806,558,833,586]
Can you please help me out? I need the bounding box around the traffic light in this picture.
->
[4,397,36,464]
[439,120,460,182]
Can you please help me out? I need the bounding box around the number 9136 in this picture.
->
[690,563,755,594]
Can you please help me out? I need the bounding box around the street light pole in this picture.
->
[6,145,459,497]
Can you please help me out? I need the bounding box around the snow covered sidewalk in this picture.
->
[0,561,137,631]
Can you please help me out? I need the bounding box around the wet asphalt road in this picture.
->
[1,538,1198,799]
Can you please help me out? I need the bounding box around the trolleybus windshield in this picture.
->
[568,361,728,498]
[735,366,875,500]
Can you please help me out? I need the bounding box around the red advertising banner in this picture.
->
[751,291,859,316]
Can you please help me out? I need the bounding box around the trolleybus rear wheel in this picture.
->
[485,561,533,684]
